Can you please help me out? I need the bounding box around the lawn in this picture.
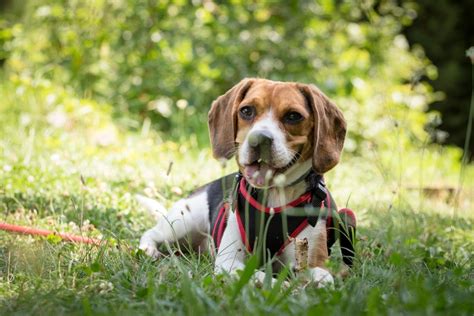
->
[0,78,473,315]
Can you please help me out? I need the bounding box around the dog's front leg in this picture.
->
[214,211,246,274]
[139,193,210,259]
[214,212,288,288]
[308,267,334,288]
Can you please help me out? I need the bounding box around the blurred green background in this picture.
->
[0,0,471,157]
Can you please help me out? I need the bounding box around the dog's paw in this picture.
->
[252,271,291,289]
[309,267,334,288]
[138,243,162,260]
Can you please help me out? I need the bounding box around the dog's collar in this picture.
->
[285,168,313,187]
[235,171,328,213]
[239,177,312,214]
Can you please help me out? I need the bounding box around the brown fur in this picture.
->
[208,78,255,159]
[208,78,346,174]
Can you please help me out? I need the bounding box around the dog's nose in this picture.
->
[248,130,273,148]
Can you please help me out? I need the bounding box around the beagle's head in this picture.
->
[208,78,346,188]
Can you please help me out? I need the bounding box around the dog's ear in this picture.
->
[208,78,255,159]
[298,84,346,174]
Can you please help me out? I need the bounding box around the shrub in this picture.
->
[4,0,438,153]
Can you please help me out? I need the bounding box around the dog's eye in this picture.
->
[283,111,304,124]
[239,106,256,120]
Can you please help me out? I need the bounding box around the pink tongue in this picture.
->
[244,163,273,186]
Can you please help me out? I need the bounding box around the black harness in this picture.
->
[210,172,356,266]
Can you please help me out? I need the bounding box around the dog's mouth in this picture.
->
[243,159,275,187]
[243,154,300,187]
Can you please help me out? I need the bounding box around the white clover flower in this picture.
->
[252,171,260,180]
[98,281,114,294]
[269,207,275,216]
[273,174,287,187]
[265,169,274,181]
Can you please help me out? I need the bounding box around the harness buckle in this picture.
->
[314,181,328,201]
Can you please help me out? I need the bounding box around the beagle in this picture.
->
[139,78,356,286]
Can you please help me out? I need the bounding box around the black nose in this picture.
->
[248,130,273,148]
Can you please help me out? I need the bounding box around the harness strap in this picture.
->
[276,196,330,256]
[234,190,332,255]
[238,178,312,214]
[211,203,229,250]
[235,207,250,252]
[276,219,309,256]
[211,172,356,265]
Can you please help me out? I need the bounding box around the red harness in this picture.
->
[212,177,334,256]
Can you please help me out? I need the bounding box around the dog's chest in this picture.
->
[208,173,331,259]
[235,200,312,257]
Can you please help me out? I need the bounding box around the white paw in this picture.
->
[309,267,334,288]
[252,271,291,289]
[139,242,162,259]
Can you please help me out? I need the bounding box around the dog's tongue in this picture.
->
[244,163,274,186]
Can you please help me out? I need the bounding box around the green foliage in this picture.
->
[4,0,438,153]
[0,18,13,66]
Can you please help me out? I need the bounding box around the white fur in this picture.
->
[139,191,210,258]
[309,267,334,287]
[214,211,246,274]
[265,160,313,207]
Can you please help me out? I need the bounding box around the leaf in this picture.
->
[267,267,291,306]
[46,233,62,244]
[231,254,259,300]
[90,261,101,272]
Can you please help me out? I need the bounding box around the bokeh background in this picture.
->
[1,0,472,155]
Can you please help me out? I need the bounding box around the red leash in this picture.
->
[0,222,102,245]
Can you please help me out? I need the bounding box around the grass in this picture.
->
[0,77,473,315]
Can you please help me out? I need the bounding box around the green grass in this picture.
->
[0,78,473,315]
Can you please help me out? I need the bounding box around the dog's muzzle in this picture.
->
[243,130,281,187]
[248,130,273,163]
